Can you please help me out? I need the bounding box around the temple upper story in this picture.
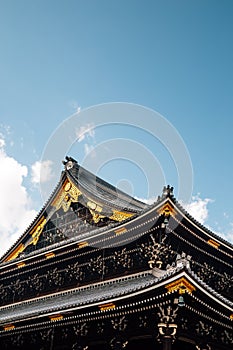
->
[1,156,232,265]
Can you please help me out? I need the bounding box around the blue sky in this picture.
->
[0,0,233,254]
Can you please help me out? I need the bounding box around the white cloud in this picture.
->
[0,137,5,148]
[218,229,233,244]
[212,219,233,244]
[0,143,37,258]
[31,160,54,184]
[135,196,157,205]
[84,143,95,156]
[182,196,233,244]
[224,223,233,243]
[183,195,212,224]
[137,193,212,225]
[0,124,11,137]
[75,123,95,142]
[69,100,81,113]
[120,193,233,244]
[137,193,212,226]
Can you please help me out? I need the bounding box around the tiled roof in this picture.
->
[1,263,232,327]
[0,272,155,325]
[68,162,149,213]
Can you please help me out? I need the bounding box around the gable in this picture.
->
[2,175,136,263]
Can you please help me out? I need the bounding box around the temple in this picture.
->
[0,157,232,350]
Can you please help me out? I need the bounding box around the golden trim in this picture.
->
[230,314,233,320]
[52,179,82,212]
[158,203,176,217]
[99,303,115,311]
[45,252,55,259]
[4,243,25,262]
[89,209,105,223]
[52,178,135,223]
[4,324,15,331]
[64,182,71,192]
[49,314,63,321]
[77,241,88,249]
[114,227,127,235]
[17,262,26,268]
[87,201,102,212]
[4,216,47,262]
[165,277,196,294]
[207,239,220,249]
[30,217,47,246]
[110,210,134,222]
[87,201,105,223]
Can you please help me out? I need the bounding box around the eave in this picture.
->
[1,193,232,272]
[159,196,233,258]
[0,265,232,333]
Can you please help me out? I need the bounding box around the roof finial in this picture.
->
[62,156,78,170]
[162,185,174,198]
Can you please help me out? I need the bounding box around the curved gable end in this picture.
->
[0,157,148,264]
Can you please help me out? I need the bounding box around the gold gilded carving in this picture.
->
[45,252,55,259]
[64,182,71,192]
[230,314,233,320]
[77,241,88,249]
[4,243,25,262]
[115,227,127,235]
[49,314,63,321]
[89,210,105,223]
[17,262,26,268]
[158,203,176,217]
[52,179,82,212]
[4,216,47,262]
[110,210,134,222]
[87,201,105,223]
[207,239,220,249]
[30,217,47,246]
[99,302,115,311]
[87,201,102,212]
[165,277,196,294]
[3,324,15,331]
